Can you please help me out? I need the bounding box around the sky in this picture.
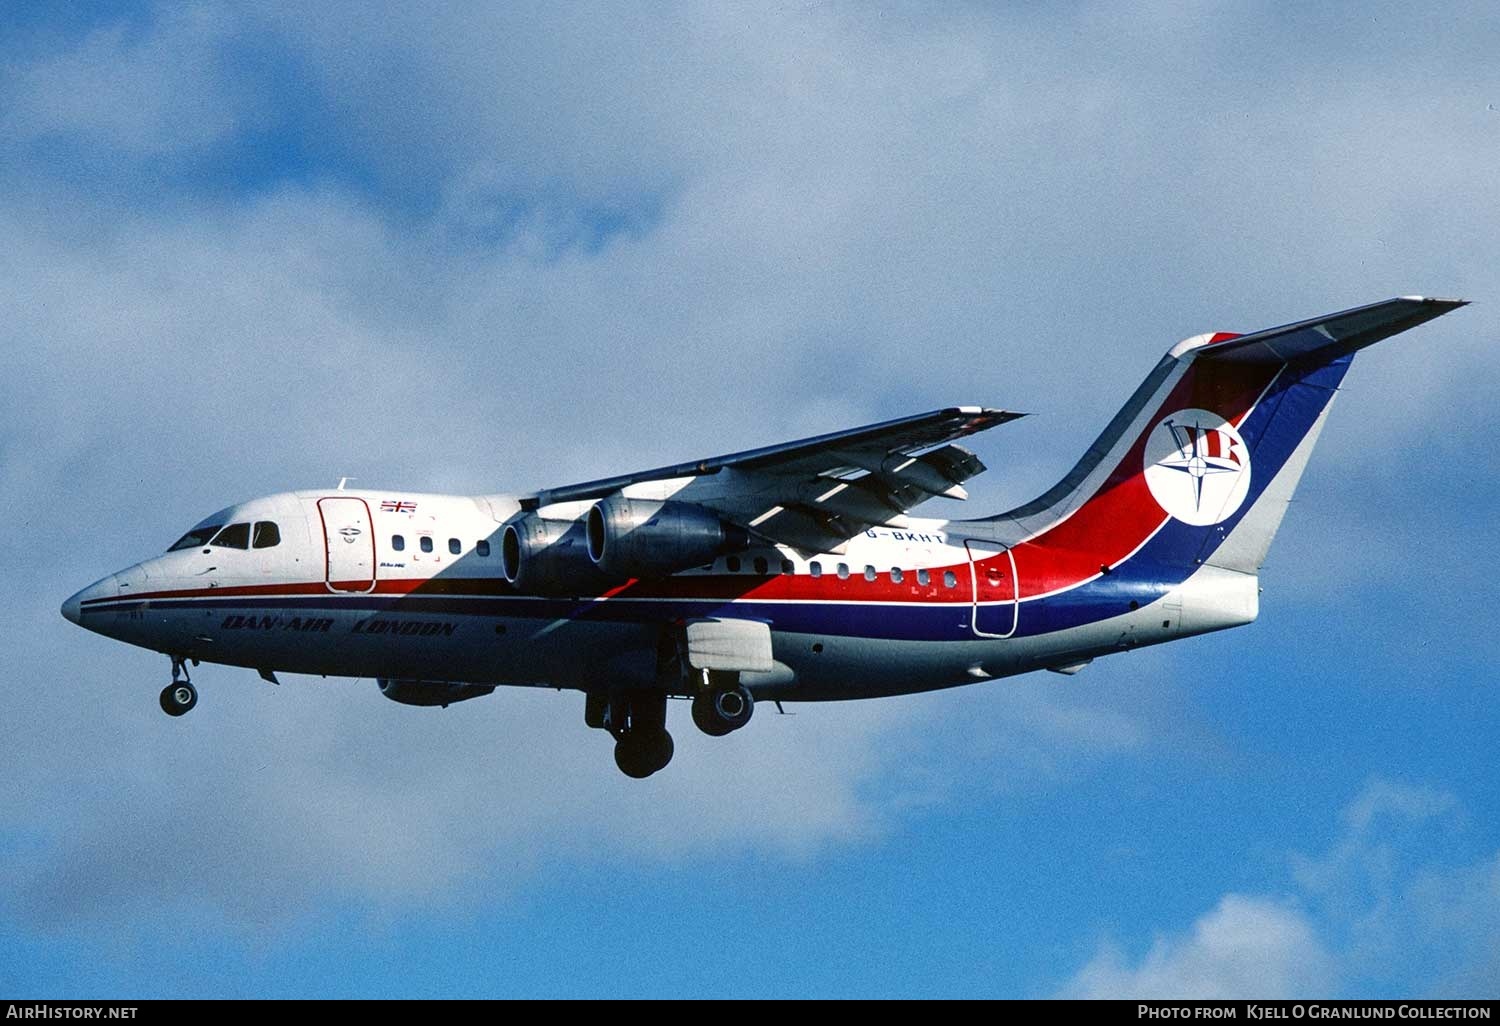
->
[2,0,1498,1000]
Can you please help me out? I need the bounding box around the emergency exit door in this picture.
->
[965,540,1018,639]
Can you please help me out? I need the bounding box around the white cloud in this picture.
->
[1059,781,1500,998]
[1413,854,1500,997]
[2,1,1498,945]
[1063,895,1334,999]
[2,680,910,929]
[1291,781,1499,996]
[1292,779,1457,900]
[2,5,248,157]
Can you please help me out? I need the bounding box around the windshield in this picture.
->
[167,525,223,552]
[166,506,236,553]
[209,523,251,549]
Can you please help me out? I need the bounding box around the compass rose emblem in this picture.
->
[1142,408,1252,526]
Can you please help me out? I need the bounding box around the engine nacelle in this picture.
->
[377,678,496,707]
[586,496,743,578]
[501,513,619,595]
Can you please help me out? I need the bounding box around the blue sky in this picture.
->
[2,1,1498,999]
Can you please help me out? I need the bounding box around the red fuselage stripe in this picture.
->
[85,357,1276,613]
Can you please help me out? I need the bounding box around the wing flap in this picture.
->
[883,444,986,500]
[801,478,905,523]
[749,504,863,555]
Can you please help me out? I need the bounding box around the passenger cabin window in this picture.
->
[392,535,405,552]
[210,523,251,549]
[943,570,958,589]
[890,568,904,584]
[420,537,434,553]
[753,556,768,575]
[726,556,741,573]
[449,538,461,555]
[917,569,931,587]
[252,522,280,549]
[476,540,490,557]
[809,561,822,578]
[837,563,850,580]
[169,524,222,552]
[781,559,795,575]
[863,565,877,582]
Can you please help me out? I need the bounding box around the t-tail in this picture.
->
[977,297,1466,640]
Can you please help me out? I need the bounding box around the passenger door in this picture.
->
[318,497,377,593]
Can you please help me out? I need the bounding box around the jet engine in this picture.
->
[586,495,744,578]
[501,512,618,594]
[377,679,496,707]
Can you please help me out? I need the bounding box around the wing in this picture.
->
[523,406,1024,553]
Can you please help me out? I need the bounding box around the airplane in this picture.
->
[62,296,1465,778]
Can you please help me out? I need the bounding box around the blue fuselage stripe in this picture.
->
[81,358,1347,645]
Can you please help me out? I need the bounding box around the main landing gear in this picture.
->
[159,656,198,717]
[584,670,758,779]
[586,690,674,778]
[691,672,754,737]
[615,726,675,780]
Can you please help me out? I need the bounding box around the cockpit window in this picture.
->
[252,522,281,549]
[210,523,251,549]
[168,525,223,552]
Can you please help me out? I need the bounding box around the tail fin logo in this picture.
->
[1143,409,1252,526]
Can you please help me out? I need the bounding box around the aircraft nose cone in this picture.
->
[61,575,120,628]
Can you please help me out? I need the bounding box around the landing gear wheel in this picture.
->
[691,700,730,737]
[614,728,674,778]
[159,681,198,717]
[691,685,754,737]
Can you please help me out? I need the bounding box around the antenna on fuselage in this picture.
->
[337,477,355,491]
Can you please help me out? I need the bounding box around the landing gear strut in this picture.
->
[585,689,674,778]
[159,656,198,717]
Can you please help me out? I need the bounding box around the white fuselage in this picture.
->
[63,487,1250,701]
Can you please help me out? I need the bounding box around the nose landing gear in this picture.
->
[159,656,198,717]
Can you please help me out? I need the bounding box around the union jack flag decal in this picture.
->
[380,500,418,513]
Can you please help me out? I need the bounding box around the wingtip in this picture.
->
[1400,295,1470,309]
[953,406,1026,422]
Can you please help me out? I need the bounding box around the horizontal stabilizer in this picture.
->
[1178,296,1467,366]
